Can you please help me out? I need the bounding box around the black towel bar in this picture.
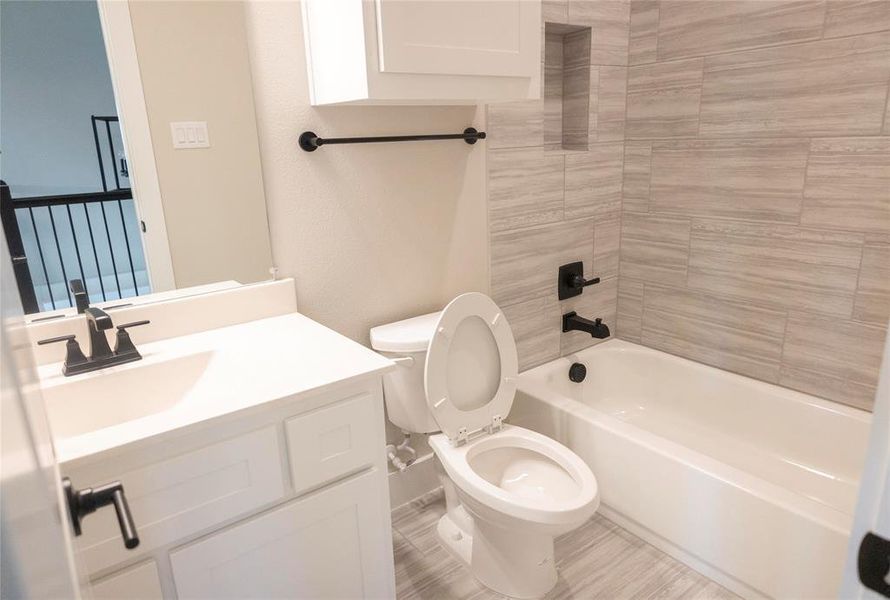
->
[299,127,485,152]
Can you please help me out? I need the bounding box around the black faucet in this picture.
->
[37,303,150,376]
[70,279,89,314]
[562,312,611,339]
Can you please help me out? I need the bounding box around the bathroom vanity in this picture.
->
[30,281,396,599]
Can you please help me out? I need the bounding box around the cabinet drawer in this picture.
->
[285,392,377,495]
[91,560,163,600]
[170,469,394,599]
[76,426,285,574]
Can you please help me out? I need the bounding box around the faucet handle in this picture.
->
[114,320,150,357]
[37,335,88,372]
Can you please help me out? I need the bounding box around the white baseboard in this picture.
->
[387,452,439,510]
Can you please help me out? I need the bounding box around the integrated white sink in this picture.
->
[41,351,213,440]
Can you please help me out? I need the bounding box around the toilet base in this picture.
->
[436,512,559,599]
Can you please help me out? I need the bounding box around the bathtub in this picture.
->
[511,339,870,600]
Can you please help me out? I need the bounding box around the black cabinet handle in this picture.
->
[63,477,140,550]
[859,531,890,597]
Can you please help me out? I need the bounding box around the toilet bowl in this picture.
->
[370,292,599,598]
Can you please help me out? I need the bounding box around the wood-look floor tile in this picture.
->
[801,137,890,235]
[488,147,565,232]
[491,219,595,307]
[620,212,691,284]
[854,243,890,324]
[655,0,825,61]
[824,0,890,38]
[565,142,624,219]
[699,32,890,137]
[687,220,863,316]
[641,284,786,382]
[649,139,808,222]
[544,0,569,24]
[629,0,659,65]
[627,58,704,138]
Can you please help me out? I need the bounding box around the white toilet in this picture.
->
[371,292,599,598]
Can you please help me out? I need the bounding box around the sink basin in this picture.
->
[41,351,213,440]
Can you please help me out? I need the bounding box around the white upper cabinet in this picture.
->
[302,0,541,105]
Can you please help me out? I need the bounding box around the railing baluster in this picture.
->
[27,207,56,310]
[92,116,109,193]
[82,203,108,302]
[99,201,123,299]
[117,199,138,295]
[47,205,74,307]
[65,204,88,299]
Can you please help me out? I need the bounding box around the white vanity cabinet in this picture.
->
[68,378,395,600]
[302,0,541,105]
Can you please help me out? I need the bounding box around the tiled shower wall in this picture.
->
[617,0,890,411]
[487,0,629,370]
[487,0,890,411]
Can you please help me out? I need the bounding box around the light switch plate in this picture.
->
[170,121,210,149]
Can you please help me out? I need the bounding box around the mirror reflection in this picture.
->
[0,0,273,318]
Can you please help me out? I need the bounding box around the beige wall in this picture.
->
[617,0,890,411]
[242,1,488,347]
[486,0,630,371]
[129,1,273,289]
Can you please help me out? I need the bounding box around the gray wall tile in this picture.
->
[489,147,565,232]
[627,58,703,138]
[502,296,562,371]
[656,0,826,61]
[565,143,624,219]
[563,66,592,149]
[854,243,890,324]
[778,365,878,411]
[823,0,890,38]
[594,217,621,279]
[617,278,644,341]
[568,0,630,66]
[622,141,652,212]
[649,139,809,222]
[629,0,659,65]
[687,220,863,316]
[491,219,594,307]
[620,212,691,284]
[801,137,890,234]
[595,66,627,141]
[487,100,544,149]
[641,284,786,382]
[699,33,890,137]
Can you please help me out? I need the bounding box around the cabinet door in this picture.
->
[170,469,394,599]
[91,560,163,600]
[375,0,540,77]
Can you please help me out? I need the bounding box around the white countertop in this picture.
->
[38,312,394,463]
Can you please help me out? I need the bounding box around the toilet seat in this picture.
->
[430,425,599,529]
[424,293,518,443]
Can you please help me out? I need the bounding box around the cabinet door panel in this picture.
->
[170,469,393,599]
[376,0,540,77]
[91,560,163,600]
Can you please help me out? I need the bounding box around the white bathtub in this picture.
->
[511,339,870,599]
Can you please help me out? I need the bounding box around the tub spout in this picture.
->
[562,312,611,339]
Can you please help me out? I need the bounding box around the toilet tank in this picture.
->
[370,311,441,434]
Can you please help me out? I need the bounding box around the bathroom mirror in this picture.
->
[0,0,274,320]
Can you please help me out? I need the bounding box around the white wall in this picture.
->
[0,0,119,197]
[243,0,489,346]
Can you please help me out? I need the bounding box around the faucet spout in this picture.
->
[85,307,114,358]
[562,311,611,339]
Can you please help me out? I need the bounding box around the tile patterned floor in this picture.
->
[391,489,741,600]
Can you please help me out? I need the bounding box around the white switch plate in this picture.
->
[170,121,210,149]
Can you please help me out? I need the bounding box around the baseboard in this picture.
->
[597,504,769,600]
[387,451,439,510]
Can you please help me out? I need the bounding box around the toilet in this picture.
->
[371,292,599,598]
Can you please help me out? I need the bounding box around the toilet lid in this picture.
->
[424,293,518,442]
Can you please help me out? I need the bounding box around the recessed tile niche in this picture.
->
[544,23,592,151]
